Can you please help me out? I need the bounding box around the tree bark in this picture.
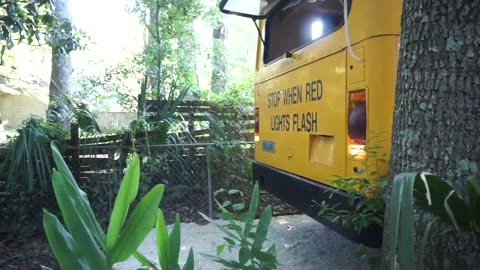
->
[383,0,480,268]
[48,0,72,123]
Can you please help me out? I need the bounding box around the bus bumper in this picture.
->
[253,161,383,248]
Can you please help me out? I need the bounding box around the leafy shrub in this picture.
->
[3,117,68,192]
[317,175,387,233]
[155,212,194,270]
[200,183,278,270]
[0,189,57,237]
[43,142,193,270]
[317,140,388,233]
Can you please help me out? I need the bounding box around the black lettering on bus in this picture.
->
[268,91,281,108]
[283,85,302,105]
[311,112,318,132]
[292,112,318,132]
[306,80,323,102]
[270,114,290,131]
[305,82,311,101]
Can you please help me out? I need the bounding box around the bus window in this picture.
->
[264,0,350,63]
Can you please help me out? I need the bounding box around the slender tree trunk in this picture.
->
[179,23,198,87]
[382,0,480,268]
[211,19,228,94]
[48,0,72,123]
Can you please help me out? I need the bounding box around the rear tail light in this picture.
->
[348,91,366,157]
[254,107,260,142]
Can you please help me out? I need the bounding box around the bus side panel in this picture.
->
[345,36,399,179]
[255,51,347,186]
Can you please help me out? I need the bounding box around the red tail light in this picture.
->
[348,91,366,157]
[348,91,366,143]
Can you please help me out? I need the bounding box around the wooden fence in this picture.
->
[144,100,254,142]
[68,100,254,181]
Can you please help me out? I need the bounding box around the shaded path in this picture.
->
[115,215,377,270]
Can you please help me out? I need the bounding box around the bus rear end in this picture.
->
[221,0,402,247]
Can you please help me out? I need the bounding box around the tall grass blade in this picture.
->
[253,206,272,249]
[388,173,406,269]
[107,154,141,250]
[398,173,415,270]
[156,209,170,270]
[51,170,108,270]
[109,184,164,265]
[248,183,260,220]
[182,248,195,270]
[51,142,106,246]
[43,210,84,270]
[169,214,181,269]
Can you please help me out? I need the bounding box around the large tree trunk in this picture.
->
[383,0,480,268]
[48,0,72,123]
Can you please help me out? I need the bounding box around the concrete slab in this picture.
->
[114,214,376,270]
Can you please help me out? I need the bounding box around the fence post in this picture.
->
[207,145,213,217]
[70,123,80,180]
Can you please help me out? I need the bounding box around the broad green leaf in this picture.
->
[259,244,278,269]
[254,206,272,248]
[388,173,406,270]
[181,248,195,270]
[215,188,226,195]
[223,237,236,246]
[169,215,181,269]
[238,247,250,266]
[253,249,276,264]
[232,203,245,212]
[413,174,469,230]
[237,212,252,223]
[51,171,108,270]
[248,183,260,220]
[43,211,85,270]
[213,258,243,269]
[41,266,55,270]
[51,142,106,246]
[109,184,165,265]
[221,211,236,220]
[228,189,241,195]
[156,209,170,270]
[107,154,141,250]
[226,223,243,236]
[216,244,226,256]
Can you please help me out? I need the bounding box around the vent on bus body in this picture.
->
[348,91,366,157]
[254,107,260,142]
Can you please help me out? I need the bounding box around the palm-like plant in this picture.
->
[387,172,480,269]
[4,117,67,192]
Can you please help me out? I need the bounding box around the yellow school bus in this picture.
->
[219,0,402,247]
